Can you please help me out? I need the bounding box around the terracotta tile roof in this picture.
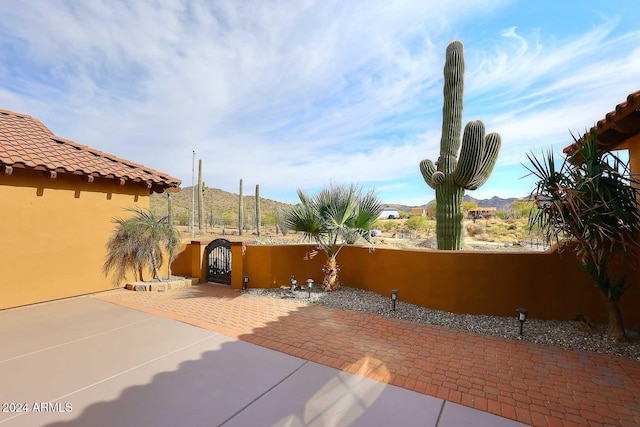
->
[564,90,640,154]
[0,109,180,192]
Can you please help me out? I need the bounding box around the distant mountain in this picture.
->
[150,186,289,225]
[151,186,528,221]
[384,203,415,213]
[463,195,524,212]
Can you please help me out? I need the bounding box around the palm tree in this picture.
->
[103,207,181,285]
[525,132,640,341]
[283,183,383,292]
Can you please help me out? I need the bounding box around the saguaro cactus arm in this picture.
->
[467,132,501,190]
[440,41,464,158]
[419,159,438,188]
[453,120,485,187]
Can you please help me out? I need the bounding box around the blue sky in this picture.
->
[1,1,639,206]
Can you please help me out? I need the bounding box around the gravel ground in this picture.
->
[243,285,640,362]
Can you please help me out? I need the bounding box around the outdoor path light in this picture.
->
[391,290,398,311]
[306,279,313,298]
[290,275,297,292]
[243,275,249,290]
[516,308,528,336]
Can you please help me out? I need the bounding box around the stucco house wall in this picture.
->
[0,109,180,310]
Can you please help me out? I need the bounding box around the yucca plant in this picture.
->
[103,207,181,285]
[525,132,640,341]
[283,183,383,291]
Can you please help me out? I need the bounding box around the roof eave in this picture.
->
[563,90,640,155]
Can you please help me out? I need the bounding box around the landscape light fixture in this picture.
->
[306,279,313,298]
[391,289,398,311]
[290,275,297,293]
[516,308,529,336]
[243,275,249,290]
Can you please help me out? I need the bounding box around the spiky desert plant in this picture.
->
[282,183,383,291]
[103,208,181,285]
[420,40,501,250]
[526,132,640,341]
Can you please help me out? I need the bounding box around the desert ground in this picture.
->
[177,220,548,252]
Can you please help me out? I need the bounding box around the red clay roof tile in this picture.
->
[0,109,180,192]
[564,90,640,154]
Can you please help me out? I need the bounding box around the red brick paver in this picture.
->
[94,285,640,427]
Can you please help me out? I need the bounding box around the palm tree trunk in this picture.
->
[150,249,161,281]
[167,250,173,280]
[603,295,627,341]
[322,256,341,292]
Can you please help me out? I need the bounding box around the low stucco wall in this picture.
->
[0,168,155,310]
[337,245,617,323]
[182,241,640,327]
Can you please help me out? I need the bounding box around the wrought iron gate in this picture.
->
[205,238,232,284]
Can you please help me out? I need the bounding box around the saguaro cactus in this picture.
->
[420,41,501,250]
[238,179,244,236]
[197,160,203,232]
[255,184,261,237]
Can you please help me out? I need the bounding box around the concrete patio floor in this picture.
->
[1,292,525,427]
[2,283,639,426]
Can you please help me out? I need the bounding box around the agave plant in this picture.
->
[283,183,383,291]
[525,132,640,341]
[103,207,181,285]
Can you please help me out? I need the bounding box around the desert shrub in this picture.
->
[465,223,483,237]
[465,217,529,243]
[491,224,509,235]
[174,211,190,226]
[374,219,398,232]
[406,216,434,233]
[463,201,478,211]
[510,200,534,219]
[473,232,491,241]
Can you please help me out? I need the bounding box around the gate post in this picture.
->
[190,241,203,282]
[230,242,244,290]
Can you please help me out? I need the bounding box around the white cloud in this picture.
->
[0,0,638,205]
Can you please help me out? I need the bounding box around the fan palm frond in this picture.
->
[282,183,383,290]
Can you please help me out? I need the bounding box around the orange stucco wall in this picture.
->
[240,244,326,289]
[0,168,155,310]
[171,240,214,284]
[336,245,640,325]
[171,242,325,289]
[171,243,192,278]
[182,241,639,326]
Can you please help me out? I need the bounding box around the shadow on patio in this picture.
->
[90,285,640,426]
